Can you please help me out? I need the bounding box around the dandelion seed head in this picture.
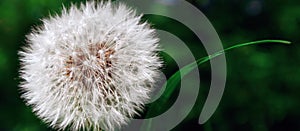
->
[19,1,161,131]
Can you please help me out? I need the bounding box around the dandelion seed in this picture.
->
[19,1,161,131]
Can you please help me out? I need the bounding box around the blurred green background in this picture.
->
[0,0,299,130]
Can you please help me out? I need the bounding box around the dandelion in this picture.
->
[19,1,161,131]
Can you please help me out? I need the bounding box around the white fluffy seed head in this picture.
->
[19,1,161,131]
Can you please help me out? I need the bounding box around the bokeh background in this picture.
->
[0,0,299,130]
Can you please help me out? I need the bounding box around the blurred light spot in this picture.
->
[245,0,263,16]
[197,0,211,8]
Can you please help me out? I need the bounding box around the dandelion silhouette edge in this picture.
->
[19,1,162,130]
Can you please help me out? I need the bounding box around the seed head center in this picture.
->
[64,42,115,79]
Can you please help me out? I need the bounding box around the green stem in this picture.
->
[197,40,291,65]
[145,39,291,121]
